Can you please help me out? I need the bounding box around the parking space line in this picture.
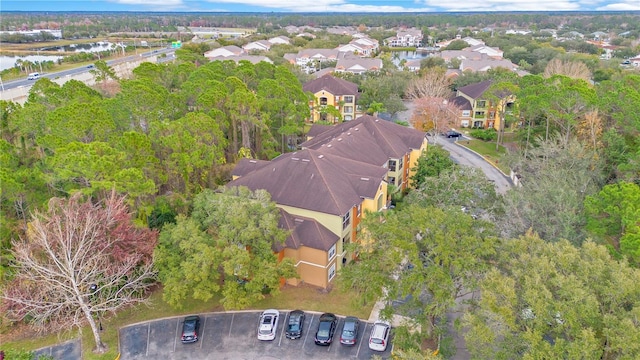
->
[278,312,286,346]
[200,316,207,349]
[355,323,367,357]
[145,322,151,357]
[228,313,235,337]
[302,314,314,349]
[173,320,179,352]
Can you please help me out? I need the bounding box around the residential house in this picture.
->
[453,80,515,129]
[229,148,389,289]
[209,55,273,65]
[460,57,518,73]
[404,59,422,72]
[466,44,503,58]
[204,45,244,59]
[334,57,383,74]
[229,116,427,288]
[285,49,345,73]
[268,35,291,45]
[300,115,428,191]
[336,36,379,57]
[386,28,423,47]
[243,40,272,52]
[302,74,361,122]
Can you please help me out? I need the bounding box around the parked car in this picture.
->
[445,130,462,138]
[285,310,305,339]
[257,309,280,341]
[368,320,391,352]
[181,315,200,344]
[314,313,337,345]
[340,316,360,346]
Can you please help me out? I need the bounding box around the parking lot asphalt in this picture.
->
[33,339,81,360]
[120,310,393,360]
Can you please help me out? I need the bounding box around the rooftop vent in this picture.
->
[249,160,257,163]
[360,177,370,181]
[301,159,310,162]
[318,154,324,159]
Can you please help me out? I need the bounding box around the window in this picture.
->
[344,106,353,113]
[328,244,336,261]
[477,100,486,108]
[344,115,352,121]
[320,97,328,105]
[398,157,403,170]
[462,110,471,117]
[342,234,349,248]
[342,211,351,230]
[388,176,395,185]
[344,96,354,103]
[388,159,397,172]
[474,111,485,119]
[461,120,470,127]
[357,204,361,216]
[328,263,336,281]
[320,113,327,121]
[488,111,495,118]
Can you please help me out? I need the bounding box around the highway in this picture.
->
[1,47,175,91]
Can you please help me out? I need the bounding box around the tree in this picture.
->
[340,204,497,337]
[543,58,592,81]
[154,187,297,310]
[407,165,501,220]
[410,96,459,138]
[501,137,605,244]
[409,145,455,188]
[405,68,453,100]
[584,181,640,265]
[89,60,118,88]
[463,233,640,360]
[1,192,158,353]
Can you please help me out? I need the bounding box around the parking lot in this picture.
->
[120,310,393,359]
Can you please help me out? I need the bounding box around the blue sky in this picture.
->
[3,0,640,12]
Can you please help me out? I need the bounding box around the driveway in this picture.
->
[119,310,392,360]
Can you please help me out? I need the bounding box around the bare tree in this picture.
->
[2,192,157,353]
[405,68,454,100]
[411,96,460,141]
[543,58,592,81]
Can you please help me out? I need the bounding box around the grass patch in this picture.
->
[2,283,372,358]
[458,139,511,174]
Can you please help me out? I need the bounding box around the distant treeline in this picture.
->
[1,12,639,40]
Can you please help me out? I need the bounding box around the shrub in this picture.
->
[470,129,497,141]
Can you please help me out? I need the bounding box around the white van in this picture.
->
[27,72,40,80]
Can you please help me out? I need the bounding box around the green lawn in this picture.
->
[458,139,511,174]
[2,283,373,359]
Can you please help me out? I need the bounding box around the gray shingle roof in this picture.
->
[301,115,426,167]
[456,80,493,99]
[228,148,387,216]
[276,209,338,252]
[302,74,359,96]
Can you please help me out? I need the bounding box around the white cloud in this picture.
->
[597,1,640,10]
[419,0,580,11]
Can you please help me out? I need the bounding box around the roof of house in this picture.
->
[301,115,426,166]
[456,80,493,99]
[232,158,271,178]
[209,55,273,64]
[460,58,516,72]
[275,209,338,252]
[204,45,244,58]
[335,58,382,73]
[295,48,341,59]
[302,74,359,96]
[228,148,387,216]
[450,96,472,110]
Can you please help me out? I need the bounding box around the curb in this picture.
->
[454,139,513,181]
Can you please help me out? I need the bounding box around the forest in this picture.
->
[1,13,640,358]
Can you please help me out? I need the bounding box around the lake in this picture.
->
[391,50,434,67]
[0,55,63,72]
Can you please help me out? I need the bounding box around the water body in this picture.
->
[391,50,433,67]
[0,42,120,71]
[0,55,63,71]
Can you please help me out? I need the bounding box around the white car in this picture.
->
[368,320,391,351]
[257,309,280,341]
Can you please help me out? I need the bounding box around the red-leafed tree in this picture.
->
[1,191,157,353]
[411,96,460,139]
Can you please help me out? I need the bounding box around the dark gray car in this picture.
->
[181,315,200,344]
[340,316,360,346]
[285,310,305,339]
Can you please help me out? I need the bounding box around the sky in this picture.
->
[3,0,640,13]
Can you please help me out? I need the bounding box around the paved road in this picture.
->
[120,310,392,360]
[429,135,512,195]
